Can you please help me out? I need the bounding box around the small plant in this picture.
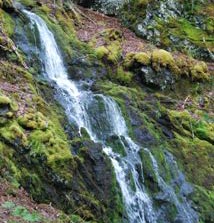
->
[1,201,16,209]
[12,206,41,222]
[1,201,41,222]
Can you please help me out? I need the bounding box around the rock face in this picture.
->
[78,0,125,14]
[121,0,214,61]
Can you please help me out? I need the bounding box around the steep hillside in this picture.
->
[120,0,214,61]
[0,0,213,223]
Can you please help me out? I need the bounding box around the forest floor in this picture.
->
[0,179,61,222]
[77,6,151,55]
[76,6,214,74]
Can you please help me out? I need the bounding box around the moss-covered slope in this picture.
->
[0,1,123,222]
[120,0,214,61]
[0,0,213,222]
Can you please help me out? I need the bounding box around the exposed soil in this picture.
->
[76,6,214,74]
[76,6,153,56]
[0,179,61,222]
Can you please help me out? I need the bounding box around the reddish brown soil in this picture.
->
[76,6,214,74]
[76,6,154,56]
[0,179,61,222]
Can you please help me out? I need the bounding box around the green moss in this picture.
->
[0,60,33,83]
[124,52,151,68]
[17,0,36,8]
[178,18,214,48]
[168,109,214,143]
[0,95,11,105]
[95,42,121,64]
[93,28,122,64]
[0,142,21,184]
[108,167,124,223]
[106,136,126,157]
[47,151,74,180]
[39,4,51,14]
[151,49,177,72]
[120,0,150,25]
[95,46,109,59]
[174,133,214,185]
[136,0,149,7]
[107,41,122,64]
[191,186,214,223]
[134,52,151,65]
[0,9,15,36]
[104,29,123,42]
[0,121,28,146]
[140,149,159,191]
[191,61,210,81]
[6,112,13,118]
[18,112,48,130]
[108,66,133,85]
[24,109,75,180]
[0,93,18,112]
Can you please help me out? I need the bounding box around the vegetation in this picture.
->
[0,0,213,223]
[120,0,214,60]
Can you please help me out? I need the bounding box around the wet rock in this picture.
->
[67,57,107,81]
[139,66,175,90]
[134,127,155,145]
[128,109,143,126]
[157,114,174,139]
[0,105,10,116]
[155,191,172,203]
[106,135,126,156]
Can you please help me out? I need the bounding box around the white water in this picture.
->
[144,148,198,223]
[24,10,198,223]
[24,10,156,223]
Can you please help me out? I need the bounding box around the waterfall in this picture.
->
[23,10,198,223]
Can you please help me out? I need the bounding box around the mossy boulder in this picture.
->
[0,94,17,126]
[93,29,122,64]
[151,49,178,72]
[0,121,28,146]
[95,46,109,60]
[0,95,11,105]
[124,52,151,68]
[18,112,48,130]
[107,66,133,86]
[191,61,210,81]
[95,43,121,64]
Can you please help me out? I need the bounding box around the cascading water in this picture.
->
[144,148,198,223]
[23,9,198,223]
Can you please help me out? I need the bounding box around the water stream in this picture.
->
[23,10,198,223]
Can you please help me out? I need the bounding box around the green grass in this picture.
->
[1,202,42,222]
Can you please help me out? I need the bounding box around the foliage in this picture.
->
[107,66,133,85]
[1,202,42,222]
